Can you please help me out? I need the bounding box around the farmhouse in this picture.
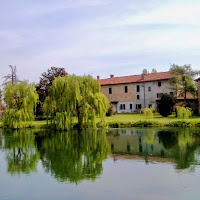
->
[195,77,200,114]
[98,72,174,113]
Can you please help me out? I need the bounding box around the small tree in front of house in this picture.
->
[142,108,154,119]
[176,106,192,119]
[158,93,176,117]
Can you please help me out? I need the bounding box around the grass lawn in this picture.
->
[104,113,200,123]
[1,113,200,129]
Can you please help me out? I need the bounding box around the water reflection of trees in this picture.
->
[2,129,110,183]
[158,128,199,170]
[2,127,200,177]
[2,129,40,174]
[38,129,110,183]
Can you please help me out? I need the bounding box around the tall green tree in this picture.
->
[142,69,148,74]
[169,64,200,102]
[36,67,67,116]
[3,81,38,129]
[151,68,157,73]
[44,75,109,130]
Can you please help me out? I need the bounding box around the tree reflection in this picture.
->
[144,130,155,145]
[2,129,40,174]
[158,128,199,170]
[37,129,110,183]
[2,127,200,178]
[2,129,110,183]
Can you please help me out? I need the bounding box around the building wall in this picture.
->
[134,80,173,110]
[101,79,174,113]
[101,83,136,113]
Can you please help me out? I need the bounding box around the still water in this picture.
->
[0,127,200,200]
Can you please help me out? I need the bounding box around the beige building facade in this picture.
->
[195,78,200,114]
[99,72,174,113]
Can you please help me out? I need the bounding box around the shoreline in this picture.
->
[1,119,200,129]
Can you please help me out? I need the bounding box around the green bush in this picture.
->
[158,93,176,117]
[106,104,114,116]
[142,108,153,119]
[176,106,192,119]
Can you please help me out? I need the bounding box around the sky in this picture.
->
[0,0,200,84]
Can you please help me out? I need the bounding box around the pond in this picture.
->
[0,127,200,200]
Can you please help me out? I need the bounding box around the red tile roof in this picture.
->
[99,72,173,85]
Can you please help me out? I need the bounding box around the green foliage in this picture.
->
[151,68,157,73]
[36,67,67,116]
[169,64,200,100]
[176,106,192,119]
[158,93,176,117]
[144,130,155,144]
[106,104,114,116]
[44,75,109,130]
[142,108,153,119]
[107,120,164,128]
[142,69,148,74]
[39,129,110,183]
[3,129,40,174]
[3,81,38,129]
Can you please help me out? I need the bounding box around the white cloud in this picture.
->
[0,0,200,84]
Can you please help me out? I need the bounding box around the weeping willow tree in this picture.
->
[3,81,38,129]
[44,75,109,130]
[142,108,154,119]
[176,106,192,119]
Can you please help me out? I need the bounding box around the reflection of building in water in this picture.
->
[107,128,168,157]
[107,128,200,169]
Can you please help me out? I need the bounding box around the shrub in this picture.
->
[176,106,192,119]
[106,104,114,116]
[158,93,176,117]
[142,108,153,119]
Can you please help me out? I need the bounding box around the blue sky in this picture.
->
[0,0,200,83]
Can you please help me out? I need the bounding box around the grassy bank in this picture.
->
[1,113,200,129]
[103,113,200,128]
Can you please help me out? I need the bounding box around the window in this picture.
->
[137,85,140,92]
[149,104,152,108]
[148,86,151,92]
[137,95,140,99]
[136,104,142,109]
[120,104,126,110]
[157,93,163,98]
[125,86,128,93]
[170,92,173,95]
[130,104,132,109]
[109,87,112,94]
[158,82,161,87]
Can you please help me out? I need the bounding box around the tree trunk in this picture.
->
[184,90,187,104]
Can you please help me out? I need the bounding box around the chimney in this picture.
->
[110,74,114,78]
[141,73,144,80]
[97,75,100,80]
